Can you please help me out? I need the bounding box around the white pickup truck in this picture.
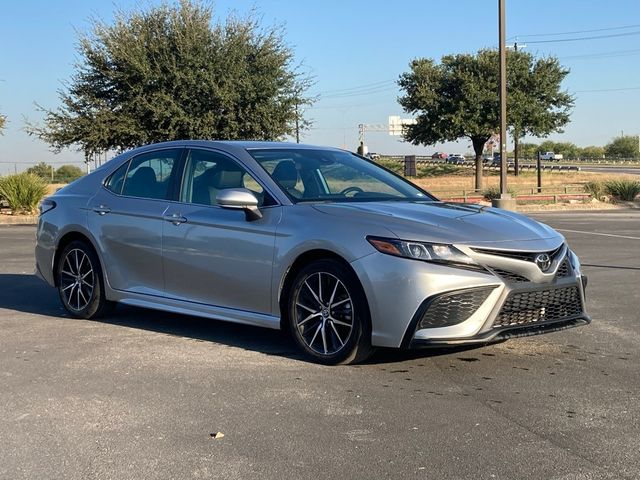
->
[540,151,563,161]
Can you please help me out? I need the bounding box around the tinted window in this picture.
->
[250,149,433,203]
[121,149,182,200]
[105,161,128,195]
[180,149,272,207]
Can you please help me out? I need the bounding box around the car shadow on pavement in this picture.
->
[0,273,484,365]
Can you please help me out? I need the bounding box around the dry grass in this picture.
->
[412,171,638,195]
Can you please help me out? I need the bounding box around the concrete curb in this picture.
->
[0,215,39,225]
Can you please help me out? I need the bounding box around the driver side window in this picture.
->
[179,149,271,207]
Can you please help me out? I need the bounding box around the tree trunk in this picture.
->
[513,130,520,177]
[471,137,487,191]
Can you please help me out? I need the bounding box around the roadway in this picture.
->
[1,211,639,479]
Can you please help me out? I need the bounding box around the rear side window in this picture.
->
[120,149,182,200]
[105,162,128,195]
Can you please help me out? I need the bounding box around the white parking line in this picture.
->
[557,229,640,240]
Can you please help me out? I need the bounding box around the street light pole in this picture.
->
[499,0,507,196]
[492,0,516,210]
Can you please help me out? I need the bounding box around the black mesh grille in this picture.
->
[490,268,530,283]
[493,286,583,328]
[556,259,571,278]
[419,287,495,329]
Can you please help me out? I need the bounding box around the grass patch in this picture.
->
[482,186,517,200]
[583,181,607,201]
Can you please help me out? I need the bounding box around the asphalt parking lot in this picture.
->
[1,210,639,480]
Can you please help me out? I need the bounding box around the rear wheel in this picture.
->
[57,240,112,319]
[287,259,373,365]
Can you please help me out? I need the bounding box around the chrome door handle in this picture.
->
[163,213,187,225]
[93,205,111,215]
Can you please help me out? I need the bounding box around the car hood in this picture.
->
[311,201,563,249]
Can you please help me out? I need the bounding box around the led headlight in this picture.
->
[367,236,476,266]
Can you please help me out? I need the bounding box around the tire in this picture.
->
[56,240,113,319]
[286,259,374,365]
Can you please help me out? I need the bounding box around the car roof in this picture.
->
[125,139,345,152]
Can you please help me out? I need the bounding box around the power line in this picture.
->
[561,48,640,60]
[314,79,395,95]
[320,85,399,99]
[525,30,640,44]
[509,23,640,39]
[575,86,640,93]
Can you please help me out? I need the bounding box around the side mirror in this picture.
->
[216,188,262,221]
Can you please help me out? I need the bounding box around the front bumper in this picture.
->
[350,245,590,349]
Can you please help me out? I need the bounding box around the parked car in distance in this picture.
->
[540,151,563,161]
[431,152,447,159]
[35,140,590,364]
[446,153,466,164]
[365,152,381,161]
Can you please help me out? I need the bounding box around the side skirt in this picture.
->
[109,289,281,330]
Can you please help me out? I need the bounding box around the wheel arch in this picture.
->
[53,231,102,287]
[278,249,370,330]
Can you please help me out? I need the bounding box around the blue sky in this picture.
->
[1,0,639,173]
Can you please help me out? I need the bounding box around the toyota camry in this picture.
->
[35,141,590,364]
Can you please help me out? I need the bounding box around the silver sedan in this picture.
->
[35,141,590,364]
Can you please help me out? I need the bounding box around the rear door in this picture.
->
[161,148,281,315]
[88,148,183,296]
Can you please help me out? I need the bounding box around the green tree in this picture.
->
[538,141,579,159]
[518,142,539,159]
[0,114,5,134]
[27,0,313,158]
[578,145,605,160]
[26,162,54,180]
[398,49,573,189]
[55,165,84,183]
[605,135,639,159]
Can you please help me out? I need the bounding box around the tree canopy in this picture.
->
[0,114,6,134]
[28,0,313,158]
[605,135,639,159]
[398,49,573,188]
[55,165,85,183]
[26,162,54,180]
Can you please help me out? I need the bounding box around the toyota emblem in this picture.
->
[535,253,551,272]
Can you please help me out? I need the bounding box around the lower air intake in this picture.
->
[419,287,496,329]
[494,286,583,328]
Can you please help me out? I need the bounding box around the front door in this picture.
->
[162,148,280,315]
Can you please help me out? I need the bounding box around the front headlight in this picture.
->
[367,236,477,266]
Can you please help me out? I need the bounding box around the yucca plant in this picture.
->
[0,173,48,214]
[604,179,640,201]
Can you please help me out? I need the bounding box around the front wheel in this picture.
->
[287,259,373,365]
[57,240,112,319]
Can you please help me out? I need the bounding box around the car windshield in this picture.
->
[249,148,435,203]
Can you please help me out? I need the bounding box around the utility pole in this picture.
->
[492,0,516,210]
[511,40,526,177]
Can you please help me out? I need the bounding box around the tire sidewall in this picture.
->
[57,240,107,319]
[287,259,370,365]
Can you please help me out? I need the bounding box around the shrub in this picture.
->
[0,173,48,214]
[482,186,516,200]
[55,165,84,183]
[604,179,640,201]
[583,181,606,201]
